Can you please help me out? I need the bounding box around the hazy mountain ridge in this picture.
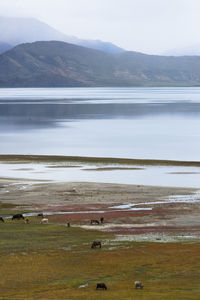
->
[0,41,13,54]
[0,16,124,54]
[1,41,200,87]
[164,44,200,56]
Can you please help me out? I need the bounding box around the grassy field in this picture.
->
[0,215,200,299]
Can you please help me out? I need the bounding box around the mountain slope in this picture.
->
[115,51,200,85]
[0,41,117,87]
[0,16,124,54]
[1,41,200,87]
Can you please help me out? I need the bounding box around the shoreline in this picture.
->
[1,154,200,167]
[0,155,199,240]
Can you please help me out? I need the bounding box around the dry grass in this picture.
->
[0,218,200,299]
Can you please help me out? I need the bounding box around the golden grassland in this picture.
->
[0,216,200,299]
[1,153,200,167]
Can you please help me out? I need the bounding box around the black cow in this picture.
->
[91,241,101,249]
[100,217,104,224]
[96,283,107,290]
[37,213,44,217]
[0,217,4,222]
[12,214,24,220]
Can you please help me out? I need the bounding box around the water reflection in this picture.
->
[2,102,200,123]
[1,87,200,162]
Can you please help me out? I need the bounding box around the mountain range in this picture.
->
[1,16,200,87]
[1,40,200,87]
[0,16,124,55]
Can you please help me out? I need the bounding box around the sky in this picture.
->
[0,0,200,54]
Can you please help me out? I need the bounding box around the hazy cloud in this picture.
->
[0,0,200,54]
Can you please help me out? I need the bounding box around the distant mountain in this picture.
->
[1,41,200,87]
[69,38,124,54]
[0,16,124,54]
[164,44,200,56]
[0,42,13,54]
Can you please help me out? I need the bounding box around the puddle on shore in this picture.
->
[1,161,200,187]
[4,207,152,219]
[110,191,200,211]
[113,234,200,243]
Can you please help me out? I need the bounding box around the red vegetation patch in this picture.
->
[36,202,199,236]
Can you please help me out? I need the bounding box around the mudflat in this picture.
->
[0,178,194,205]
[1,178,199,238]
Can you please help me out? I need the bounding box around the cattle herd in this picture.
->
[95,281,143,291]
[0,213,144,292]
[0,213,47,223]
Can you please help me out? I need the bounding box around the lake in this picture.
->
[1,87,200,187]
[1,87,200,160]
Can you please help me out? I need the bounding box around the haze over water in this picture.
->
[1,87,200,161]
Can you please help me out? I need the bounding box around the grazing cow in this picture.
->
[37,213,44,218]
[134,281,143,289]
[100,217,104,224]
[96,283,107,290]
[12,214,24,220]
[41,218,48,224]
[91,241,101,249]
[0,217,4,222]
[91,219,99,225]
[24,218,29,224]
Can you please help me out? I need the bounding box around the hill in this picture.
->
[0,41,200,87]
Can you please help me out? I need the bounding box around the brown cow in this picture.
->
[91,220,99,225]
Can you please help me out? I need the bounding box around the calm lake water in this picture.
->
[1,87,200,160]
[1,87,200,187]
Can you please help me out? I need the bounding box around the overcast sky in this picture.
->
[0,0,200,54]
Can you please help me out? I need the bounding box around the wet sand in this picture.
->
[0,178,194,206]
